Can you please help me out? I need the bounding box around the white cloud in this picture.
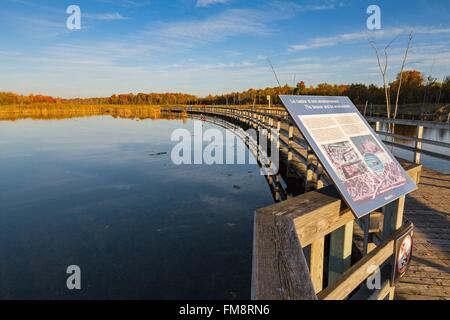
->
[270,0,341,13]
[95,0,151,8]
[84,13,130,21]
[142,8,271,49]
[144,2,340,50]
[290,26,450,51]
[196,0,230,7]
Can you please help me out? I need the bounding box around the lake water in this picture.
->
[0,116,273,299]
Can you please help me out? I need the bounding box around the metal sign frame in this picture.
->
[280,95,417,218]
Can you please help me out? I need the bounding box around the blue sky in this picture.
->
[0,0,449,98]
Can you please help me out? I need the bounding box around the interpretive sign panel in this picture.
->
[280,95,417,218]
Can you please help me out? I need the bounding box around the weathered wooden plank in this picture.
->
[414,125,424,164]
[396,283,450,297]
[410,227,450,233]
[318,240,395,300]
[252,211,317,300]
[413,238,450,246]
[414,243,450,253]
[351,279,392,301]
[404,215,450,222]
[412,251,450,260]
[328,221,354,286]
[257,185,346,248]
[400,271,450,280]
[413,232,450,240]
[382,197,406,240]
[400,276,450,287]
[294,207,354,248]
[407,264,450,273]
[414,258,450,267]
[310,238,325,293]
[396,294,449,300]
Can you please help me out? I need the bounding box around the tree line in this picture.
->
[1,70,449,107]
[196,71,450,107]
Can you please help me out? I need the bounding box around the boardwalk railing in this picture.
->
[163,105,449,166]
[365,117,450,164]
[162,105,424,300]
[252,168,420,300]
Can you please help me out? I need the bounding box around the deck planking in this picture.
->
[395,167,450,300]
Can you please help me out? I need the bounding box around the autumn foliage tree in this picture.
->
[390,70,424,105]
[0,92,58,105]
[1,70,449,107]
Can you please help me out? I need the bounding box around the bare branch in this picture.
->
[266,58,282,89]
[394,32,414,120]
[370,42,385,77]
[292,74,297,95]
[370,38,397,119]
[385,36,399,51]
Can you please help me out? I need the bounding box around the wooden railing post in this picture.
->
[414,125,424,164]
[276,120,281,150]
[252,206,317,300]
[328,221,354,286]
[310,238,325,293]
[382,197,405,240]
[316,161,324,189]
[375,121,381,133]
[274,174,281,202]
[288,123,294,163]
[381,196,406,300]
[362,215,371,256]
[305,147,314,191]
[268,117,273,140]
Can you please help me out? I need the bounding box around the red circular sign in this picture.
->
[397,235,413,274]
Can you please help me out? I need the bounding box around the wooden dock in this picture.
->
[396,167,450,300]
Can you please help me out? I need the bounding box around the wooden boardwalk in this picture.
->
[173,106,450,300]
[396,167,450,300]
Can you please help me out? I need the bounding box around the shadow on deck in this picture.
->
[396,167,450,300]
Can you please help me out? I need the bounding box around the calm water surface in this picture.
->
[0,116,273,299]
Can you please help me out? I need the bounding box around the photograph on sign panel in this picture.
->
[344,135,409,203]
[321,142,368,180]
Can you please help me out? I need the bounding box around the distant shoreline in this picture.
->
[0,104,163,121]
[1,103,449,122]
